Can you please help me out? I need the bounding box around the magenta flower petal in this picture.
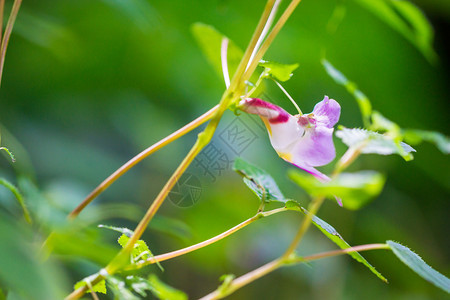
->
[290,125,336,167]
[312,96,341,128]
[239,96,341,181]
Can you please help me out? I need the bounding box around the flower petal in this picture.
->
[289,125,336,167]
[240,98,303,152]
[288,159,331,182]
[312,96,341,128]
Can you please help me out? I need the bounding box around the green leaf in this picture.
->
[285,200,388,282]
[0,147,15,162]
[147,274,187,300]
[74,275,107,294]
[0,178,32,223]
[117,233,164,272]
[336,127,415,161]
[403,129,450,155]
[387,241,450,293]
[259,60,299,82]
[322,59,372,127]
[98,224,134,237]
[370,111,401,134]
[353,0,437,63]
[126,276,153,297]
[107,276,139,300]
[107,275,187,300]
[217,274,235,296]
[233,157,286,203]
[289,170,386,210]
[191,23,243,81]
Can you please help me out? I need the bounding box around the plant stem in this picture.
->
[242,0,303,83]
[300,243,390,262]
[68,104,219,219]
[0,0,5,40]
[282,196,325,258]
[201,258,284,300]
[246,0,282,71]
[200,243,390,300]
[126,207,288,270]
[226,0,276,93]
[67,1,290,298]
[0,0,21,88]
[105,131,210,274]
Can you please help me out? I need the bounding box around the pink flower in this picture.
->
[239,96,341,181]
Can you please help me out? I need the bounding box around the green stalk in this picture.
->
[68,104,220,219]
[0,0,21,88]
[66,2,283,298]
[125,208,288,271]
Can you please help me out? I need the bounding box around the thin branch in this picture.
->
[243,0,303,83]
[68,104,219,219]
[282,196,325,258]
[126,207,288,270]
[0,0,5,40]
[245,0,282,71]
[200,258,284,300]
[301,243,390,262]
[0,0,22,88]
[200,243,390,299]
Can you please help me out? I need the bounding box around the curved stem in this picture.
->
[126,207,288,271]
[282,196,325,258]
[0,0,5,41]
[245,0,282,71]
[242,0,303,83]
[67,1,292,298]
[0,0,21,88]
[200,258,284,300]
[300,243,390,262]
[68,104,219,219]
[200,243,389,300]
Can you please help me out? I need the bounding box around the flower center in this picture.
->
[297,113,316,128]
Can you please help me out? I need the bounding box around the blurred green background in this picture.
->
[0,0,449,299]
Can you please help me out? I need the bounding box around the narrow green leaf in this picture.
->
[0,178,32,223]
[353,0,437,63]
[147,274,187,300]
[336,127,415,161]
[285,200,388,282]
[403,129,450,154]
[387,241,450,293]
[217,274,236,297]
[191,23,243,80]
[98,224,134,237]
[0,147,15,162]
[289,170,386,210]
[233,157,285,203]
[74,275,106,294]
[322,59,372,127]
[259,60,299,82]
